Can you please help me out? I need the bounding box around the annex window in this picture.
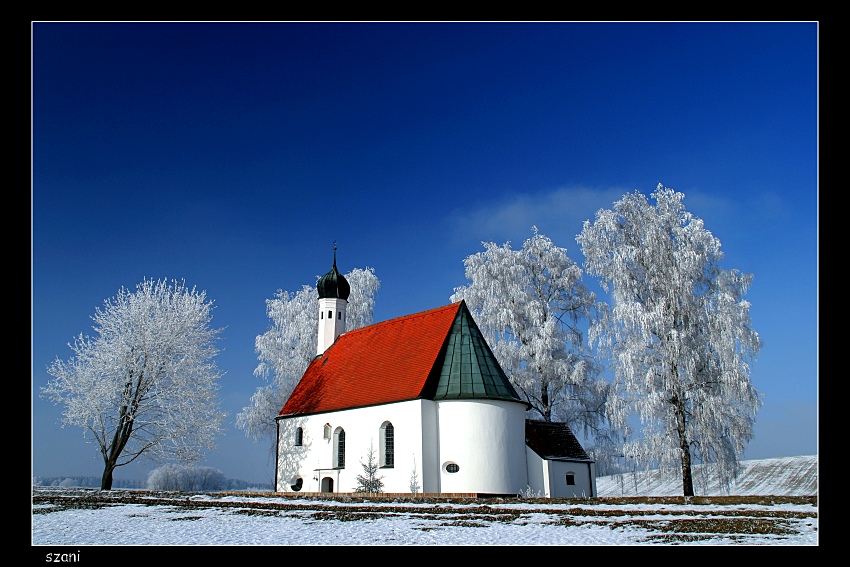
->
[380,422,394,468]
[566,473,575,486]
[334,428,346,469]
[294,427,303,446]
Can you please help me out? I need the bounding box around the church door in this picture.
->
[321,477,334,493]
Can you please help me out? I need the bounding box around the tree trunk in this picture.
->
[101,399,135,490]
[101,461,116,490]
[671,388,695,496]
[680,443,694,497]
[540,374,551,421]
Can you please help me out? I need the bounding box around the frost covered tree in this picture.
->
[236,267,379,449]
[409,455,421,495]
[41,279,226,490]
[353,442,384,494]
[146,464,228,491]
[451,228,610,439]
[577,184,763,496]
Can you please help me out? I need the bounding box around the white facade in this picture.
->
[435,399,528,494]
[276,397,530,495]
[526,448,597,498]
[317,297,346,356]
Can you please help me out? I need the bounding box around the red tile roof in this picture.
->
[278,302,464,417]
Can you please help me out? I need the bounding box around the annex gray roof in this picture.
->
[525,420,593,461]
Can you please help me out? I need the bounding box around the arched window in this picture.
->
[334,428,345,469]
[379,422,394,468]
[294,427,303,446]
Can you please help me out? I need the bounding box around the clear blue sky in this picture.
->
[32,22,818,485]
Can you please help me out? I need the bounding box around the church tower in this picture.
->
[316,244,350,356]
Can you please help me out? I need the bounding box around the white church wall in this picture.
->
[276,400,428,494]
[277,415,312,492]
[525,447,549,497]
[420,400,439,494]
[545,459,597,498]
[524,449,597,498]
[435,399,528,494]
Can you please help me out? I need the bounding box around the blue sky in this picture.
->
[32,22,818,485]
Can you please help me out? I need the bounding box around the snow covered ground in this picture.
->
[32,497,817,548]
[32,456,818,548]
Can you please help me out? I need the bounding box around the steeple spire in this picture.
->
[317,242,350,300]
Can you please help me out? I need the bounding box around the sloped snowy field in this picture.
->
[596,455,818,497]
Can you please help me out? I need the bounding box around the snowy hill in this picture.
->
[596,455,818,497]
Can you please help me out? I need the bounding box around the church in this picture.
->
[275,254,597,498]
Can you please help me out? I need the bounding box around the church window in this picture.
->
[290,477,303,491]
[334,428,346,469]
[445,462,459,473]
[294,427,303,446]
[566,473,575,486]
[338,311,342,319]
[380,422,394,468]
[328,310,333,319]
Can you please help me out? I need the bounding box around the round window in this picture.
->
[290,477,303,491]
[445,462,459,473]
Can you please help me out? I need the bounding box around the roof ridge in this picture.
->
[343,301,463,335]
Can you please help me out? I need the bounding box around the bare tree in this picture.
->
[41,279,226,490]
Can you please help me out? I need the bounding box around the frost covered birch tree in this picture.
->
[451,228,610,438]
[41,279,226,490]
[236,267,380,449]
[577,184,763,496]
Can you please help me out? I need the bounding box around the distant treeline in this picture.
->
[33,476,147,489]
[33,467,274,492]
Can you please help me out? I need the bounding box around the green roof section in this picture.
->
[432,302,523,403]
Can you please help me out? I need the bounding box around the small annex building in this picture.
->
[275,254,596,498]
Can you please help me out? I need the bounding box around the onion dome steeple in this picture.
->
[317,244,350,300]
[316,243,350,357]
